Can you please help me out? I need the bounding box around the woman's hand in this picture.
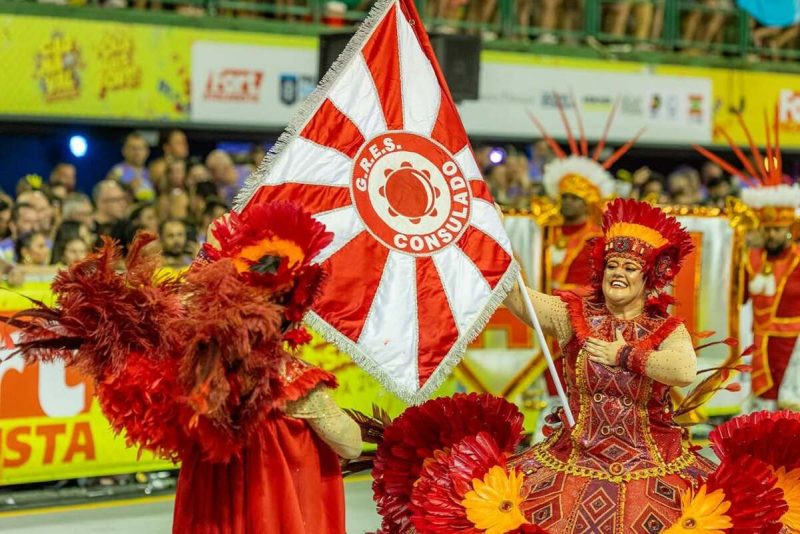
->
[584,330,626,367]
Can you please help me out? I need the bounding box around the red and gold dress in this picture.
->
[509,292,715,533]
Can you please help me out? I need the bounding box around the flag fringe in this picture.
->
[303,260,521,405]
[233,0,398,212]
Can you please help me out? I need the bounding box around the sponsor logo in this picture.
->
[352,132,472,256]
[688,93,704,123]
[779,89,800,131]
[203,69,264,102]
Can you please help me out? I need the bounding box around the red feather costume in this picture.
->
[2,201,353,534]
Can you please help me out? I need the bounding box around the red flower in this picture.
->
[372,393,524,533]
[409,432,507,533]
[705,455,787,533]
[203,201,333,290]
[710,410,800,472]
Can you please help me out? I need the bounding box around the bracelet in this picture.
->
[617,345,633,369]
[628,347,651,375]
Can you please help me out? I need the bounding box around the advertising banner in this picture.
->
[189,42,317,126]
[459,62,713,145]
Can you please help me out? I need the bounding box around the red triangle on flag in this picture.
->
[235,0,519,404]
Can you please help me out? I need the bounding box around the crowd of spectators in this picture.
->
[475,141,738,212]
[0,127,750,288]
[0,129,252,286]
[35,0,800,56]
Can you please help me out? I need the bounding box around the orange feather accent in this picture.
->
[526,109,566,159]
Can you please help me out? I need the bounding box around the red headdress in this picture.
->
[531,92,643,210]
[694,109,800,227]
[589,198,694,291]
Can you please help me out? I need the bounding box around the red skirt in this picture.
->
[173,414,346,534]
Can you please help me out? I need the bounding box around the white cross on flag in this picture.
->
[235,0,519,404]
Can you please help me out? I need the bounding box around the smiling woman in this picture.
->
[502,198,712,533]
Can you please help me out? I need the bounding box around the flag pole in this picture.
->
[515,272,575,427]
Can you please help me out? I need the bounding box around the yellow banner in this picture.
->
[0,14,315,122]
[3,13,799,148]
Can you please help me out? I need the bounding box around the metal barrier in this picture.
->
[3,0,800,65]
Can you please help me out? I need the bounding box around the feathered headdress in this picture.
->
[532,92,642,206]
[589,198,694,291]
[694,109,800,227]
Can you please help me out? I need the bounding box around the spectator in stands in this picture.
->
[199,197,228,245]
[150,129,190,189]
[206,149,251,205]
[159,219,192,269]
[0,196,12,240]
[62,193,95,228]
[639,174,669,204]
[16,231,52,267]
[17,190,56,235]
[704,175,734,208]
[92,180,130,239]
[528,139,553,182]
[602,0,663,46]
[15,174,46,197]
[50,163,77,193]
[160,189,191,221]
[667,167,700,205]
[130,203,160,235]
[108,131,155,202]
[682,0,731,50]
[51,221,93,266]
[0,203,38,263]
[187,161,214,189]
[249,143,266,168]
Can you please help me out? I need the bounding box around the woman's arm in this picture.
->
[636,324,697,387]
[585,324,697,387]
[285,386,363,460]
[504,284,572,342]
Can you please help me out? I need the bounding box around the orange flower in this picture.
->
[774,467,800,531]
[232,237,305,274]
[462,465,529,534]
[664,485,732,534]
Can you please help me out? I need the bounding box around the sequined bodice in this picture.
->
[531,299,691,481]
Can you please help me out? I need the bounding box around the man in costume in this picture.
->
[3,202,362,533]
[741,185,800,411]
[694,112,800,412]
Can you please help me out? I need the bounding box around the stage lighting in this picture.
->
[69,135,88,158]
[488,147,506,165]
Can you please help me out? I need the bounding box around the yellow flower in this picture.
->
[233,238,305,273]
[664,485,732,534]
[462,465,529,534]
[774,467,800,531]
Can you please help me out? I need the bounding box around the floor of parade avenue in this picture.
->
[0,478,381,533]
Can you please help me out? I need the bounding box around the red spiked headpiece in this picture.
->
[531,92,644,206]
[591,199,694,290]
[694,109,800,227]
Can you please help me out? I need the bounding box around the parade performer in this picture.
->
[695,113,800,411]
[500,198,715,532]
[1,201,362,534]
[532,97,639,428]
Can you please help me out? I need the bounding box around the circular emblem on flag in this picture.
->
[351,131,472,256]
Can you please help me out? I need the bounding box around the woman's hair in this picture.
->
[15,230,49,264]
[51,221,87,265]
[129,202,155,226]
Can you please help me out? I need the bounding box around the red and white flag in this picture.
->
[235,0,519,403]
